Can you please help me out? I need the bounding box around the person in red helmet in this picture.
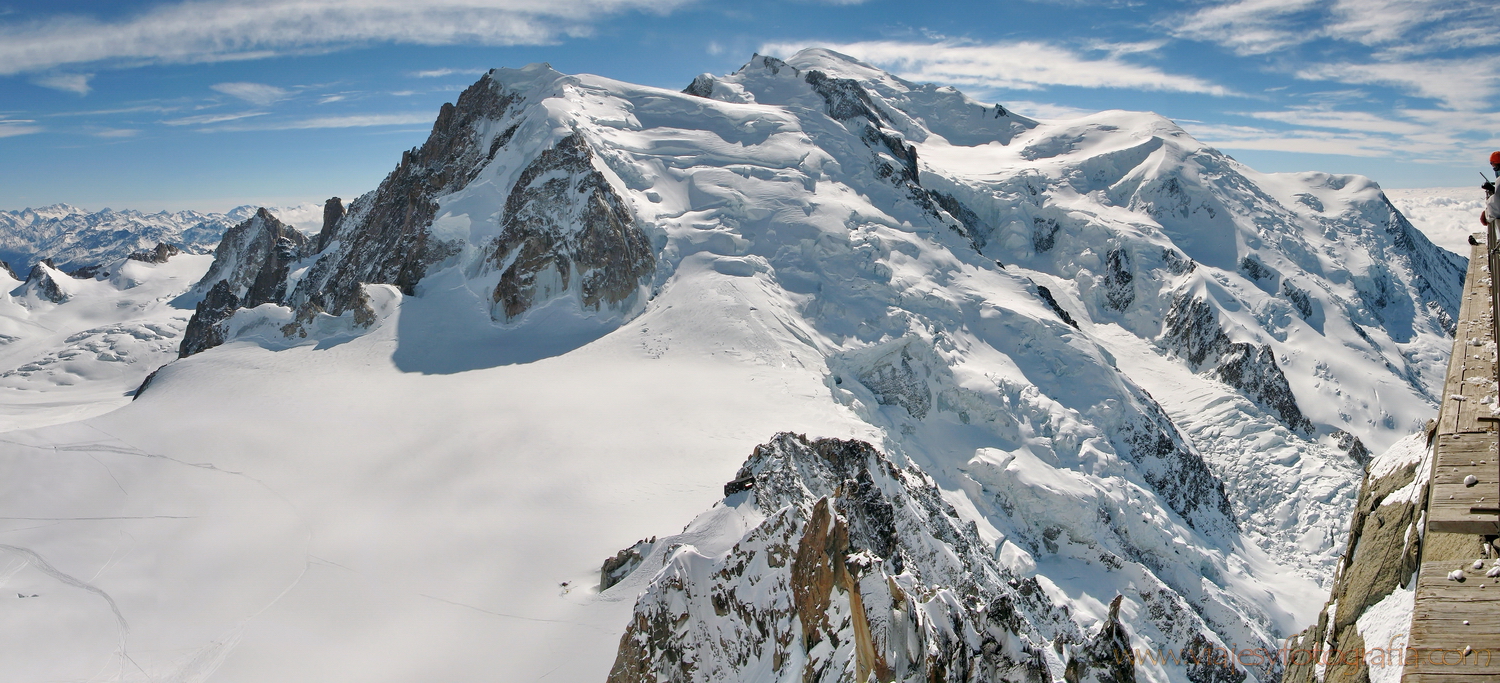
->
[1483,151,1500,227]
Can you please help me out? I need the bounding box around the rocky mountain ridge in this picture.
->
[122,49,1465,682]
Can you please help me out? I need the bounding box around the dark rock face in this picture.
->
[1238,255,1275,283]
[1283,452,1424,683]
[67,264,106,279]
[1064,596,1137,683]
[1162,248,1195,275]
[1162,295,1314,434]
[0,259,16,281]
[1210,343,1314,434]
[600,538,655,591]
[1280,281,1314,320]
[314,197,345,254]
[1332,429,1373,468]
[805,70,880,123]
[1122,394,1238,532]
[127,242,182,264]
[803,68,992,253]
[131,365,164,400]
[489,133,654,320]
[22,263,69,303]
[193,208,307,308]
[608,433,1090,683]
[1103,248,1135,311]
[1034,217,1062,253]
[179,280,241,358]
[1036,285,1079,328]
[682,74,715,98]
[178,208,304,356]
[291,74,518,315]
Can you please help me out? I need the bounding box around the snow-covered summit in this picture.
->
[0,49,1465,681]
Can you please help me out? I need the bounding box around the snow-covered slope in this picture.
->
[0,203,320,274]
[0,250,211,431]
[0,50,1464,682]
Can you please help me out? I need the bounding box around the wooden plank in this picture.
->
[1436,241,1494,437]
[1404,559,1500,680]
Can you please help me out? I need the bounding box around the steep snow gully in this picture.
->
[0,49,1465,682]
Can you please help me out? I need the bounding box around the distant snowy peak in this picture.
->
[0,203,319,274]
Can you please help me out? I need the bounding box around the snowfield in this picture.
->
[0,49,1467,682]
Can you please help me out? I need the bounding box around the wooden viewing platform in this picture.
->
[1403,233,1500,682]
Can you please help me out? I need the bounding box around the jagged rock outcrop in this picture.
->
[607,433,1256,683]
[193,208,307,308]
[67,264,105,279]
[607,433,1088,683]
[288,75,519,316]
[1332,429,1373,468]
[1064,596,1136,683]
[19,261,70,303]
[127,242,182,264]
[314,197,344,254]
[600,538,655,591]
[1035,284,1079,328]
[178,209,306,357]
[488,133,654,320]
[179,280,240,358]
[1162,294,1314,434]
[682,73,715,98]
[0,259,16,282]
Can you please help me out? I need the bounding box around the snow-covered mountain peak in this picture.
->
[1,51,1467,681]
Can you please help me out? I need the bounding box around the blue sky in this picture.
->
[1,0,1496,212]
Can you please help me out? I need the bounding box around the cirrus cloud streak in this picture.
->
[0,0,687,76]
[761,39,1233,96]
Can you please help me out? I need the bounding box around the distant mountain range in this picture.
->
[0,203,320,274]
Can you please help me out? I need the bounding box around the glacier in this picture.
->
[0,49,1467,682]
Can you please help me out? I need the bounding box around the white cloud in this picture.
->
[1169,0,1320,56]
[93,128,140,138]
[0,0,688,76]
[1247,108,1426,136]
[211,81,290,106]
[1172,0,1500,57]
[0,118,41,137]
[1184,122,1395,157]
[210,112,434,131]
[162,111,268,126]
[1004,100,1100,120]
[1191,104,1497,164]
[32,73,93,94]
[761,39,1233,95]
[1297,58,1497,111]
[410,68,486,78]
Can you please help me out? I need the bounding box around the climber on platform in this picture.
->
[1482,151,1500,228]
